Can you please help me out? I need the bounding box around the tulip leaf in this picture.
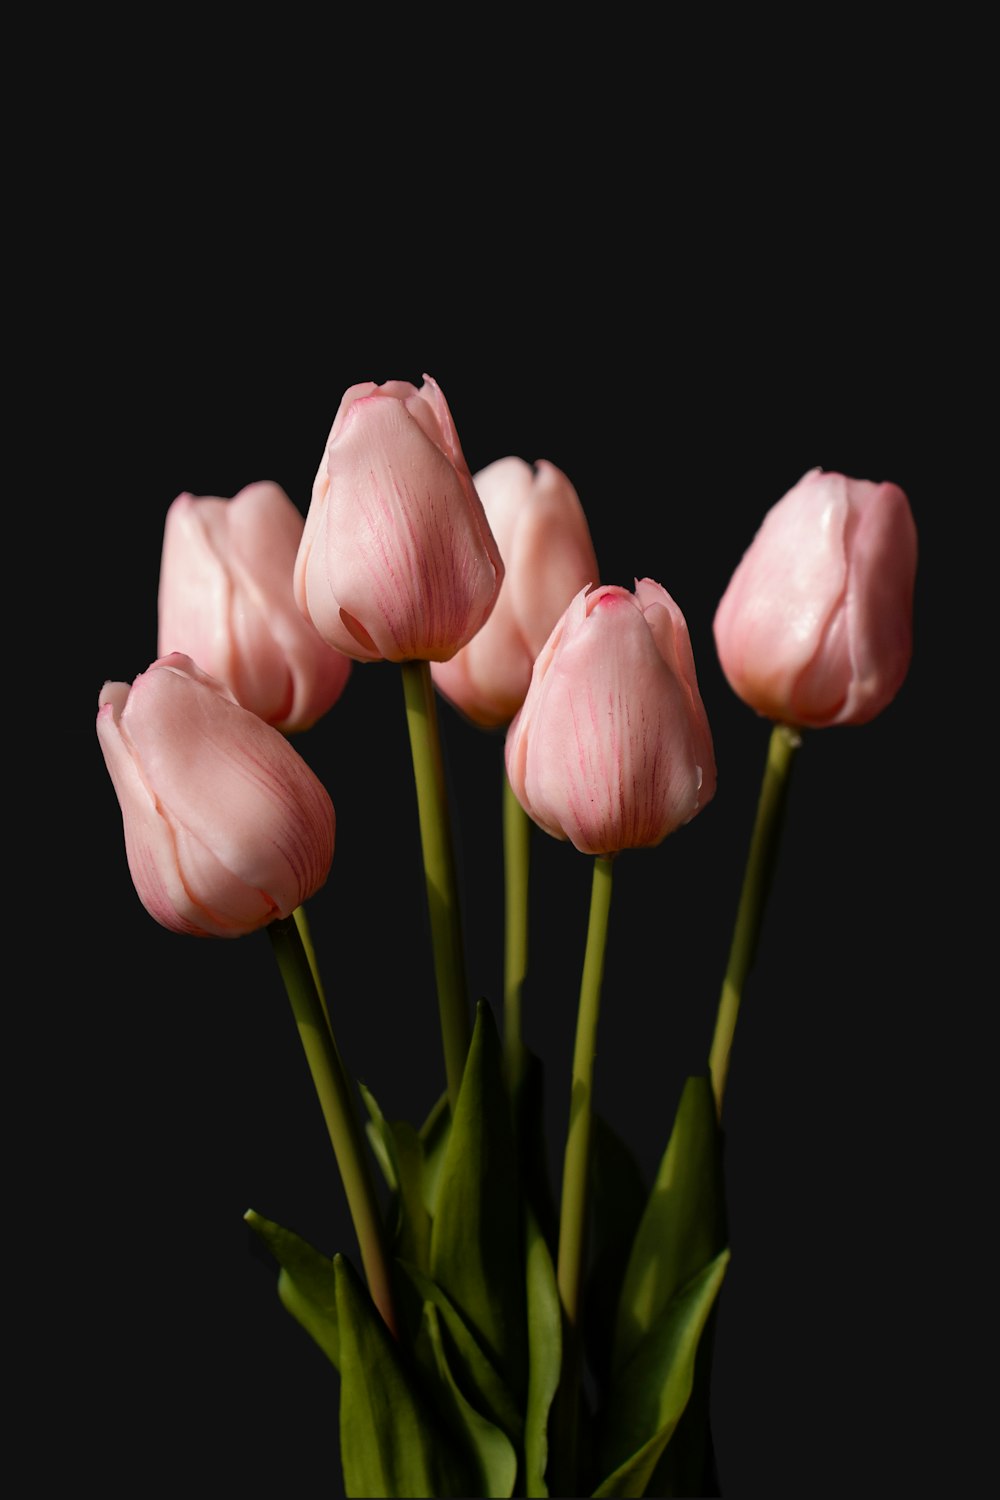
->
[244,1209,339,1369]
[583,1111,649,1398]
[524,1202,562,1497]
[358,1083,432,1270]
[418,1301,519,1498]
[430,1000,527,1400]
[612,1075,726,1376]
[419,1088,451,1216]
[592,1250,730,1497]
[335,1252,473,1498]
[359,1080,399,1191]
[394,1259,524,1444]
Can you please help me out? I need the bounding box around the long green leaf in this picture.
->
[335,1253,473,1498]
[430,1000,527,1398]
[419,1302,518,1498]
[524,1203,562,1497]
[358,1083,433,1270]
[593,1250,730,1497]
[612,1076,725,1375]
[244,1209,339,1369]
[419,1088,451,1216]
[395,1259,524,1444]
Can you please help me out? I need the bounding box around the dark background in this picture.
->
[31,50,989,1499]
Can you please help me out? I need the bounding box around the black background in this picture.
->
[32,46,989,1500]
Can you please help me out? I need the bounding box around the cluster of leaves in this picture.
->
[248,1002,728,1498]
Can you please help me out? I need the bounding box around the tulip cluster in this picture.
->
[96,371,917,1500]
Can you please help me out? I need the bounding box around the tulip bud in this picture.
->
[431,456,599,727]
[293,375,504,663]
[97,653,335,937]
[713,468,918,727]
[505,580,716,856]
[157,481,351,733]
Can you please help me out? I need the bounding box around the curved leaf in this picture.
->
[594,1250,730,1497]
[612,1076,725,1375]
[244,1209,339,1369]
[419,1302,518,1498]
[335,1253,473,1498]
[430,1000,527,1398]
[395,1259,524,1444]
[524,1203,562,1497]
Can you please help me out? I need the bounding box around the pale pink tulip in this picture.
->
[158,481,351,732]
[97,653,335,937]
[713,468,917,727]
[431,456,599,727]
[294,375,504,662]
[505,581,716,856]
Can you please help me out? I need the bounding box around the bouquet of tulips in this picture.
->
[96,373,917,1499]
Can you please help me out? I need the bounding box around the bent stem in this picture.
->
[503,769,531,1096]
[268,911,397,1338]
[552,854,615,1495]
[708,721,801,1120]
[401,660,471,1115]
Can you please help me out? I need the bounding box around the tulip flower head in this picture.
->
[713,468,917,728]
[157,481,351,733]
[97,653,335,937]
[431,456,600,727]
[505,580,716,857]
[294,375,504,663]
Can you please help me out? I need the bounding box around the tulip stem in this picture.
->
[503,769,531,1095]
[708,721,801,1120]
[401,660,471,1115]
[268,913,398,1339]
[553,853,615,1494]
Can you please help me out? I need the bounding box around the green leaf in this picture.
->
[524,1203,562,1497]
[358,1080,399,1191]
[394,1259,524,1445]
[419,1088,451,1216]
[430,1000,527,1398]
[244,1209,339,1370]
[418,1302,519,1498]
[612,1076,726,1375]
[358,1083,432,1271]
[583,1112,649,1397]
[592,1250,730,1497]
[335,1253,473,1498]
[512,1046,560,1256]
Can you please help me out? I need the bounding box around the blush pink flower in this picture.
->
[431,456,599,727]
[157,481,351,733]
[97,653,335,937]
[713,468,917,727]
[505,581,716,856]
[293,375,503,663]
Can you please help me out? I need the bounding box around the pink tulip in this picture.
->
[505,580,716,856]
[294,375,504,663]
[97,653,335,937]
[713,468,918,727]
[157,481,351,733]
[431,456,600,727]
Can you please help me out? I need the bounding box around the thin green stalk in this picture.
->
[553,854,615,1494]
[293,904,331,1035]
[268,911,397,1337]
[708,721,801,1119]
[401,659,470,1114]
[503,768,531,1094]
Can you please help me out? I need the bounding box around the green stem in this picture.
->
[708,721,801,1120]
[401,660,471,1114]
[293,904,331,1035]
[268,912,397,1337]
[553,854,615,1494]
[503,768,531,1094]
